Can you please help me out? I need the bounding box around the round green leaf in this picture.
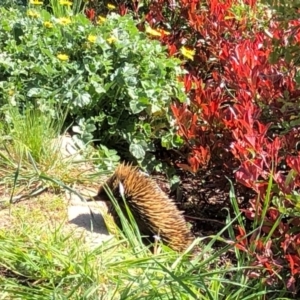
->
[129,143,145,159]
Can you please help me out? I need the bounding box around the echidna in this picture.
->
[97,163,194,252]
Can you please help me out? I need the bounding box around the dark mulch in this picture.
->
[153,167,253,236]
[150,147,256,241]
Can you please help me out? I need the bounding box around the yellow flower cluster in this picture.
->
[27,9,40,18]
[107,3,116,10]
[57,54,69,61]
[107,36,117,44]
[29,0,43,5]
[87,34,97,43]
[59,0,72,5]
[44,21,53,28]
[8,90,14,96]
[96,16,106,25]
[57,17,72,25]
[180,46,195,61]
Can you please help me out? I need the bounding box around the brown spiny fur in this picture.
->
[97,163,194,252]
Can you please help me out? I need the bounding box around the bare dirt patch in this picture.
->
[0,189,112,249]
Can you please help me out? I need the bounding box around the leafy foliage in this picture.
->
[0,6,186,168]
[83,0,300,294]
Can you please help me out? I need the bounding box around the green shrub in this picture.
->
[0,7,187,169]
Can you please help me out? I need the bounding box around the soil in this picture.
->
[150,147,256,243]
[178,168,253,234]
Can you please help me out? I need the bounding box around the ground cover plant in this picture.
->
[1,0,300,298]
[0,1,186,170]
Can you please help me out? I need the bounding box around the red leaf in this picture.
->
[85,8,95,21]
[287,155,300,174]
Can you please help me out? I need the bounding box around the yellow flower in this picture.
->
[180,46,195,60]
[8,90,14,96]
[107,3,116,10]
[57,17,72,25]
[43,21,53,28]
[57,54,69,61]
[27,9,40,18]
[29,0,43,4]
[145,26,162,37]
[107,36,117,44]
[87,34,97,43]
[59,0,72,5]
[96,16,106,24]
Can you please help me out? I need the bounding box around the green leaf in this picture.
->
[85,123,96,133]
[129,143,145,159]
[74,93,92,107]
[27,88,47,98]
[129,100,147,114]
[91,81,106,95]
[143,123,151,137]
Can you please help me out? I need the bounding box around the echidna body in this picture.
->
[97,163,194,252]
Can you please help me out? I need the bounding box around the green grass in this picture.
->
[4,106,64,165]
[0,103,108,207]
[0,184,285,300]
